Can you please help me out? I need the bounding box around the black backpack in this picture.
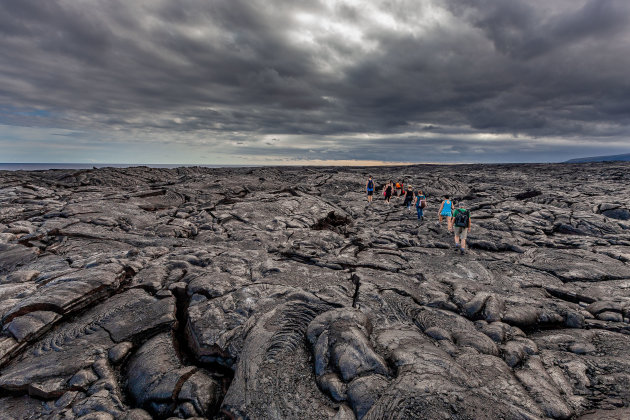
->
[454,209,470,227]
[367,180,374,189]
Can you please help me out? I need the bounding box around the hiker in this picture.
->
[383,180,393,204]
[395,180,403,197]
[437,195,453,231]
[366,176,375,203]
[403,185,414,210]
[452,204,471,254]
[415,190,427,222]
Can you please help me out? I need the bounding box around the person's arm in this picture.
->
[438,201,444,214]
[468,213,472,231]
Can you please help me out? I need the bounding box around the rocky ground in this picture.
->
[1,163,630,420]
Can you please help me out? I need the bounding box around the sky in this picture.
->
[1,0,630,165]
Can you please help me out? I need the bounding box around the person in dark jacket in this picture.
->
[403,186,414,210]
[414,190,426,222]
[366,176,375,203]
[383,180,393,204]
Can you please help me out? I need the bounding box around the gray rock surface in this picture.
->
[1,163,630,418]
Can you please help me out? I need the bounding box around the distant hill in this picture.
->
[565,153,630,163]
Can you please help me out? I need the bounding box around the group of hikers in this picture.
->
[365,176,471,254]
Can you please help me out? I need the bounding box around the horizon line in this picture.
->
[0,160,568,167]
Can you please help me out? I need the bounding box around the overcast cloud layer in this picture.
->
[1,0,630,164]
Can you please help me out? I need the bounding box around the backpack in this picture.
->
[367,180,374,190]
[419,196,426,209]
[454,209,470,227]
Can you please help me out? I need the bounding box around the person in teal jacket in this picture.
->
[437,195,453,231]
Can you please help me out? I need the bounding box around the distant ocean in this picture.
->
[0,163,251,171]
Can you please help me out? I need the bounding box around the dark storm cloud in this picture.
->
[447,0,630,59]
[1,0,629,162]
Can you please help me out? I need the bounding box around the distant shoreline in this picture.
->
[1,160,628,172]
[564,153,630,163]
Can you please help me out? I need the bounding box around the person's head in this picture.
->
[418,190,423,195]
[445,195,450,199]
[369,176,372,179]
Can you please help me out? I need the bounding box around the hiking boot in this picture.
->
[460,248,466,255]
